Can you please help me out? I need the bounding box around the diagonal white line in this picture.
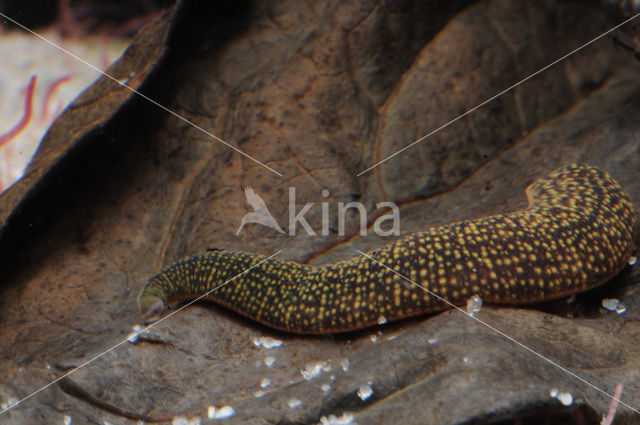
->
[357,12,640,176]
[356,249,639,415]
[0,12,283,177]
[0,250,283,416]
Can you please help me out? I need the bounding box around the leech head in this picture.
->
[138,295,165,323]
[136,254,209,323]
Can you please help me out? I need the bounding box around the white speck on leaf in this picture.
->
[252,337,283,349]
[318,412,355,424]
[557,392,573,406]
[213,406,235,419]
[172,416,188,425]
[340,358,350,372]
[1,397,18,410]
[602,298,620,311]
[357,383,373,401]
[288,398,302,409]
[127,324,147,343]
[301,362,329,380]
[466,295,483,316]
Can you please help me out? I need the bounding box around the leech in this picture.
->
[138,164,638,334]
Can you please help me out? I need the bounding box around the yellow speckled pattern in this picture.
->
[138,164,638,334]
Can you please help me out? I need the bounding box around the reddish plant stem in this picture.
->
[0,75,37,148]
[41,74,72,122]
[601,383,623,425]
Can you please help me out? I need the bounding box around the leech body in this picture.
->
[138,164,638,334]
